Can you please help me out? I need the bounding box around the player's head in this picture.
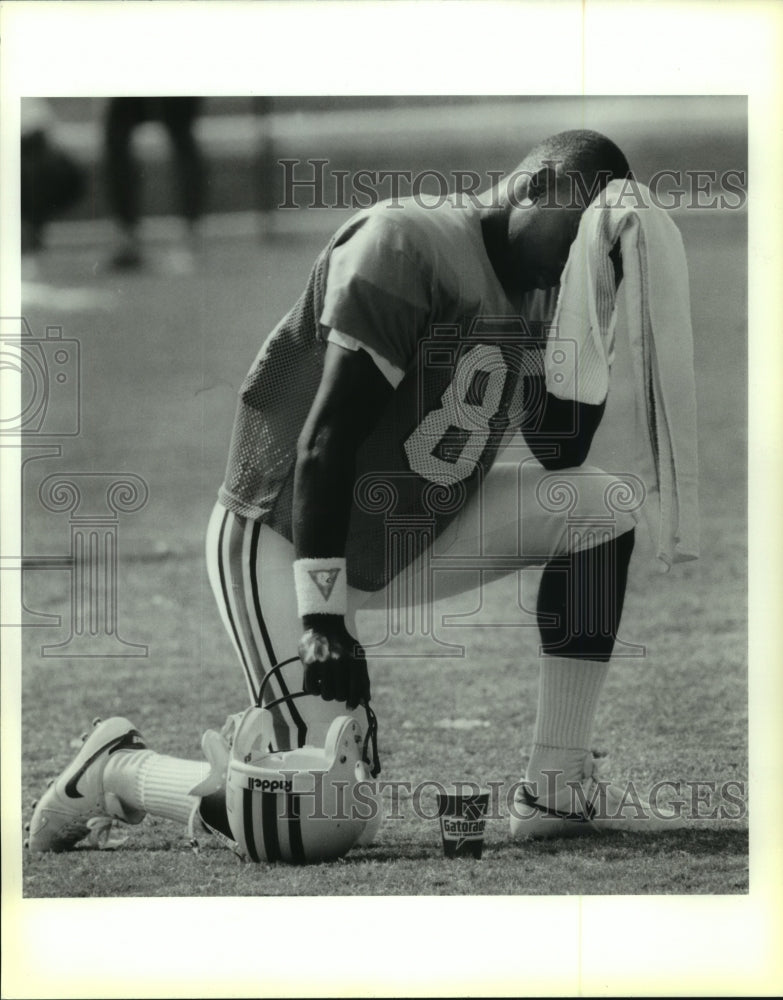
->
[497,129,632,292]
[515,129,631,199]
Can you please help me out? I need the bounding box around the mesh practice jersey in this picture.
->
[219,197,558,591]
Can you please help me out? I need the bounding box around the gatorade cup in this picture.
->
[436,789,490,859]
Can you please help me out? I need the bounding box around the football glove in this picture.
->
[298,614,370,710]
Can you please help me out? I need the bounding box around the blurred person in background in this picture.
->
[21,98,85,265]
[103,97,204,271]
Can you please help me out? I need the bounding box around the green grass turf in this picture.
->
[18,208,747,897]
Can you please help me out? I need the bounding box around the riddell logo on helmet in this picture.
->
[248,777,293,793]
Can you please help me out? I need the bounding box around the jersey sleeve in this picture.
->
[320,215,432,375]
[327,329,406,388]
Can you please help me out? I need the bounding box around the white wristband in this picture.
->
[294,557,348,617]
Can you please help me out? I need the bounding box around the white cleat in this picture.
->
[27,717,147,852]
[189,712,244,798]
[510,753,687,839]
[187,714,245,856]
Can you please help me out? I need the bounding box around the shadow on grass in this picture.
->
[22,826,748,897]
[355,826,748,865]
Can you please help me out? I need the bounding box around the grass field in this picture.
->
[15,202,749,899]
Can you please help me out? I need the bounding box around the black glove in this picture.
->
[298,614,370,710]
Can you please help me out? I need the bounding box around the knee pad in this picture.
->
[530,466,643,558]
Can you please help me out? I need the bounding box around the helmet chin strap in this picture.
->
[255,656,301,708]
[256,657,381,778]
[361,701,381,778]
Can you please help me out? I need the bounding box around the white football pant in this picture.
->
[205,454,639,750]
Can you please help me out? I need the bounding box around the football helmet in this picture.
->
[225,658,380,864]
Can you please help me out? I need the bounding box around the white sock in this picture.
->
[103,750,209,825]
[525,655,610,793]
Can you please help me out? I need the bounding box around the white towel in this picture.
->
[545,179,699,568]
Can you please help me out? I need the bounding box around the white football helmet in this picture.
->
[225,658,380,864]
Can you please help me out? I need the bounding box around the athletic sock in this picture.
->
[103,750,209,825]
[525,655,610,797]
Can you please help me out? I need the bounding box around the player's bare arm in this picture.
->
[294,340,394,708]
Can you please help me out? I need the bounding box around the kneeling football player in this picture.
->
[28,129,691,858]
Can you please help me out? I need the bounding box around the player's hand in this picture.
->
[298,614,370,710]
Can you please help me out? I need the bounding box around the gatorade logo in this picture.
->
[309,568,340,600]
[442,818,485,838]
[440,798,488,853]
[248,777,292,793]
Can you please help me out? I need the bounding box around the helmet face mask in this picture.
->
[226,708,373,864]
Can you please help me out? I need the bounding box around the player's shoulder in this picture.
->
[334,196,478,265]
